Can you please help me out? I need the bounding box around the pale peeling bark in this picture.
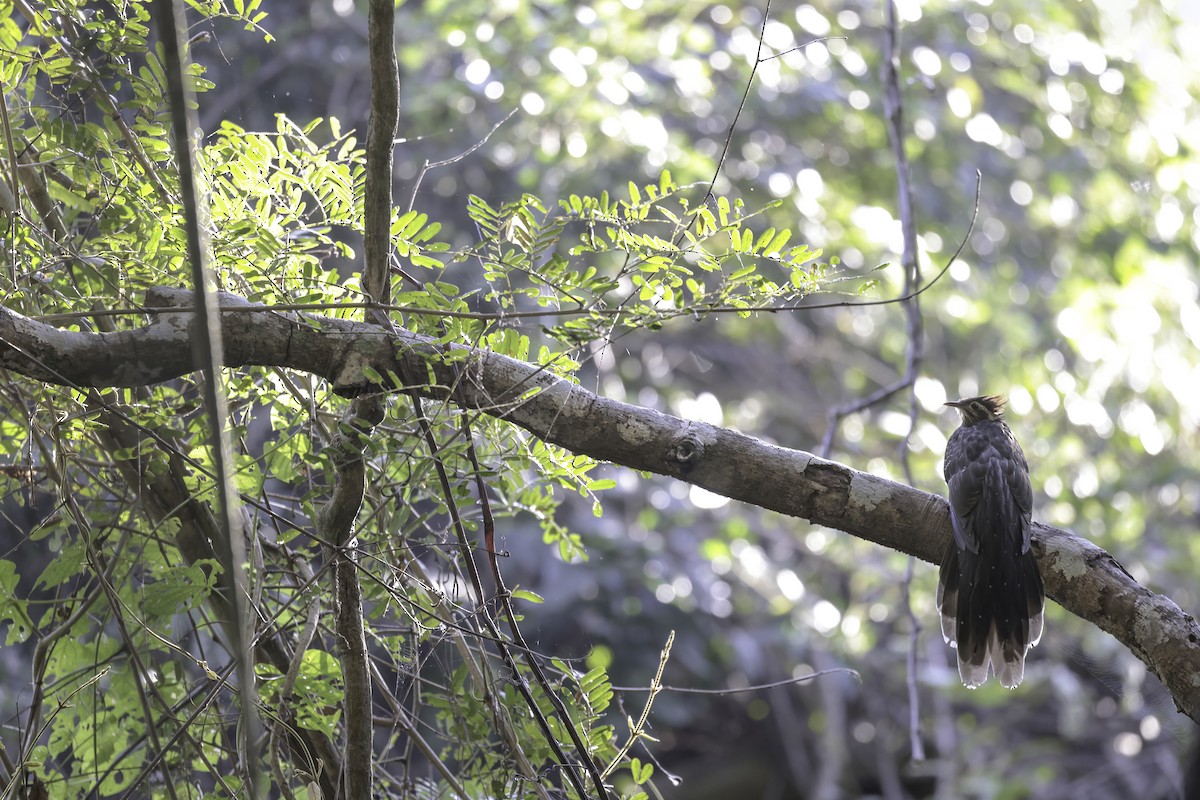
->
[3,289,1199,722]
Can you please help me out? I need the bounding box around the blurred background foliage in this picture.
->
[3,0,1198,796]
[199,0,1199,796]
[196,0,1200,796]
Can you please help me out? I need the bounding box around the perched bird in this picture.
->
[937,395,1044,689]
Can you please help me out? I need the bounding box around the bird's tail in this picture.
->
[937,543,1044,689]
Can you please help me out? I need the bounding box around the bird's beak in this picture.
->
[944,399,964,408]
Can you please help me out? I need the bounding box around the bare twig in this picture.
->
[109,663,239,800]
[464,411,612,799]
[602,631,675,780]
[883,4,923,482]
[37,438,181,800]
[611,667,858,694]
[820,0,933,765]
[768,683,814,794]
[399,558,554,800]
[0,667,111,800]
[406,108,518,213]
[398,138,613,792]
[370,663,472,799]
[814,192,980,457]
[402,388,596,799]
[673,0,841,257]
[812,650,849,800]
[693,0,835,216]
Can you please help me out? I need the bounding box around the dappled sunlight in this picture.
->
[689,485,730,510]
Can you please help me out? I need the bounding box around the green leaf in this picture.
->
[765,227,792,255]
[753,227,776,254]
[739,228,753,252]
[510,588,545,604]
[0,561,32,644]
[730,264,756,280]
[410,252,444,269]
[142,562,217,616]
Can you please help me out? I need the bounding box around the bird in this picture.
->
[937,394,1044,689]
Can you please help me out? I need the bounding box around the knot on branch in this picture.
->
[669,435,704,470]
[333,350,383,397]
[803,461,851,520]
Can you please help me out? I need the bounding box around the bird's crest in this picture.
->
[945,394,1006,425]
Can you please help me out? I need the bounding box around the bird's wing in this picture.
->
[1005,438,1035,553]
[946,457,984,554]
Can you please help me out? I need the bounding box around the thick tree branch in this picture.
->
[2,289,1199,722]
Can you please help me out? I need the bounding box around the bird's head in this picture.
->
[945,395,1007,425]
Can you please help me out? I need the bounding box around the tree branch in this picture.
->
[2,289,1199,722]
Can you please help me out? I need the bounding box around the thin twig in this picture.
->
[406,108,518,213]
[402,388,595,799]
[462,408,612,799]
[611,666,858,694]
[370,662,472,800]
[692,0,835,213]
[38,438,181,800]
[109,662,239,800]
[883,2,923,484]
[816,173,979,459]
[602,631,675,780]
[30,247,969,325]
[674,0,836,250]
[397,557,554,800]
[387,179,611,793]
